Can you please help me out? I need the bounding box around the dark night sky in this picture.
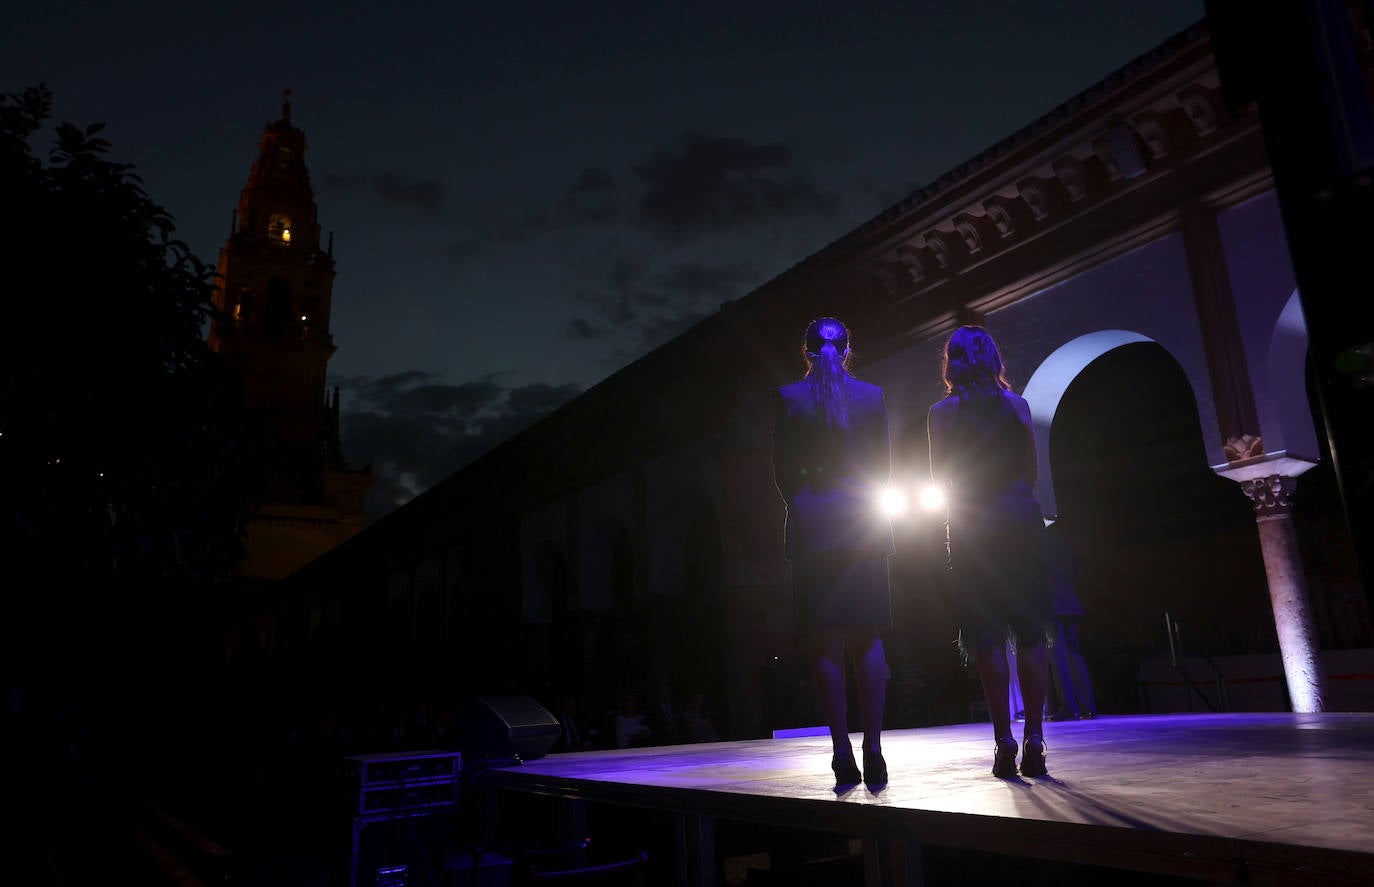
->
[4,1,1204,519]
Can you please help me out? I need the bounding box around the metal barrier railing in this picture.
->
[1165,610,1230,712]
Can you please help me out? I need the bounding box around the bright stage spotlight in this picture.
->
[879,488,907,516]
[918,485,946,511]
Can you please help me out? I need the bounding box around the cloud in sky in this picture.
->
[335,370,581,521]
[566,256,758,362]
[319,171,446,213]
[633,132,843,239]
[432,131,837,368]
[366,132,846,497]
[441,131,841,258]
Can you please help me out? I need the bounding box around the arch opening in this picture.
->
[1047,342,1269,711]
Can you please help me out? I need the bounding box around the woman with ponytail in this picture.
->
[773,317,895,789]
[928,325,1052,778]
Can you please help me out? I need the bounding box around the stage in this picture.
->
[475,712,1374,886]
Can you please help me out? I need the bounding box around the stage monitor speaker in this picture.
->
[458,695,561,764]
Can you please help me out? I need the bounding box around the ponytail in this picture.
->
[803,318,852,429]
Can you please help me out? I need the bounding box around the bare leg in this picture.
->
[812,628,851,757]
[1017,639,1049,740]
[849,628,887,755]
[976,637,1020,776]
[974,639,1013,742]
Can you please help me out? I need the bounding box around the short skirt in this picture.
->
[791,552,892,633]
[948,494,1051,660]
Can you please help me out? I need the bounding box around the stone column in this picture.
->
[1216,453,1326,712]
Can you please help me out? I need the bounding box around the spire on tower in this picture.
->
[281,87,292,123]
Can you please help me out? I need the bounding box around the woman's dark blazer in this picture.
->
[772,376,895,561]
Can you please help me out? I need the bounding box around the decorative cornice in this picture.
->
[837,26,1208,232]
[1177,83,1220,136]
[785,16,1278,328]
[860,59,1242,306]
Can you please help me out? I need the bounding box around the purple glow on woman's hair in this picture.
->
[942,325,1011,396]
[805,318,849,358]
[803,317,852,429]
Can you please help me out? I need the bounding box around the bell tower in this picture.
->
[210,91,375,581]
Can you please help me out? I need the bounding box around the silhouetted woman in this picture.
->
[928,325,1051,778]
[773,317,895,789]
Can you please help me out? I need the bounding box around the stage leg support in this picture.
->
[675,811,717,887]
[482,787,501,845]
[557,797,587,847]
[863,835,922,887]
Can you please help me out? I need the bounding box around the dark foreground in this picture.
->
[9,712,1373,886]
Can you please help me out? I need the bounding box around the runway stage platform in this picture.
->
[475,712,1374,887]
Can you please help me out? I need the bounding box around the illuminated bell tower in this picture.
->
[210,91,375,582]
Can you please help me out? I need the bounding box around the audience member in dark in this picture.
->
[646,683,679,745]
[682,692,719,742]
[553,694,593,752]
[614,694,652,749]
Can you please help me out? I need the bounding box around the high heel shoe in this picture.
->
[832,751,861,787]
[1020,734,1048,777]
[862,749,888,788]
[992,736,1018,778]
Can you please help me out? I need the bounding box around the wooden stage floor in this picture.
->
[477,712,1374,886]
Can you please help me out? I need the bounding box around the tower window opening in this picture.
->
[268,213,293,244]
[235,288,254,323]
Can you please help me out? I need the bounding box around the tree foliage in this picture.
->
[0,85,265,669]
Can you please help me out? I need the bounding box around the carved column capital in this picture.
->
[1214,451,1318,520]
[1238,473,1299,519]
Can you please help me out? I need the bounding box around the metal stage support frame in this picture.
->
[340,749,462,887]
